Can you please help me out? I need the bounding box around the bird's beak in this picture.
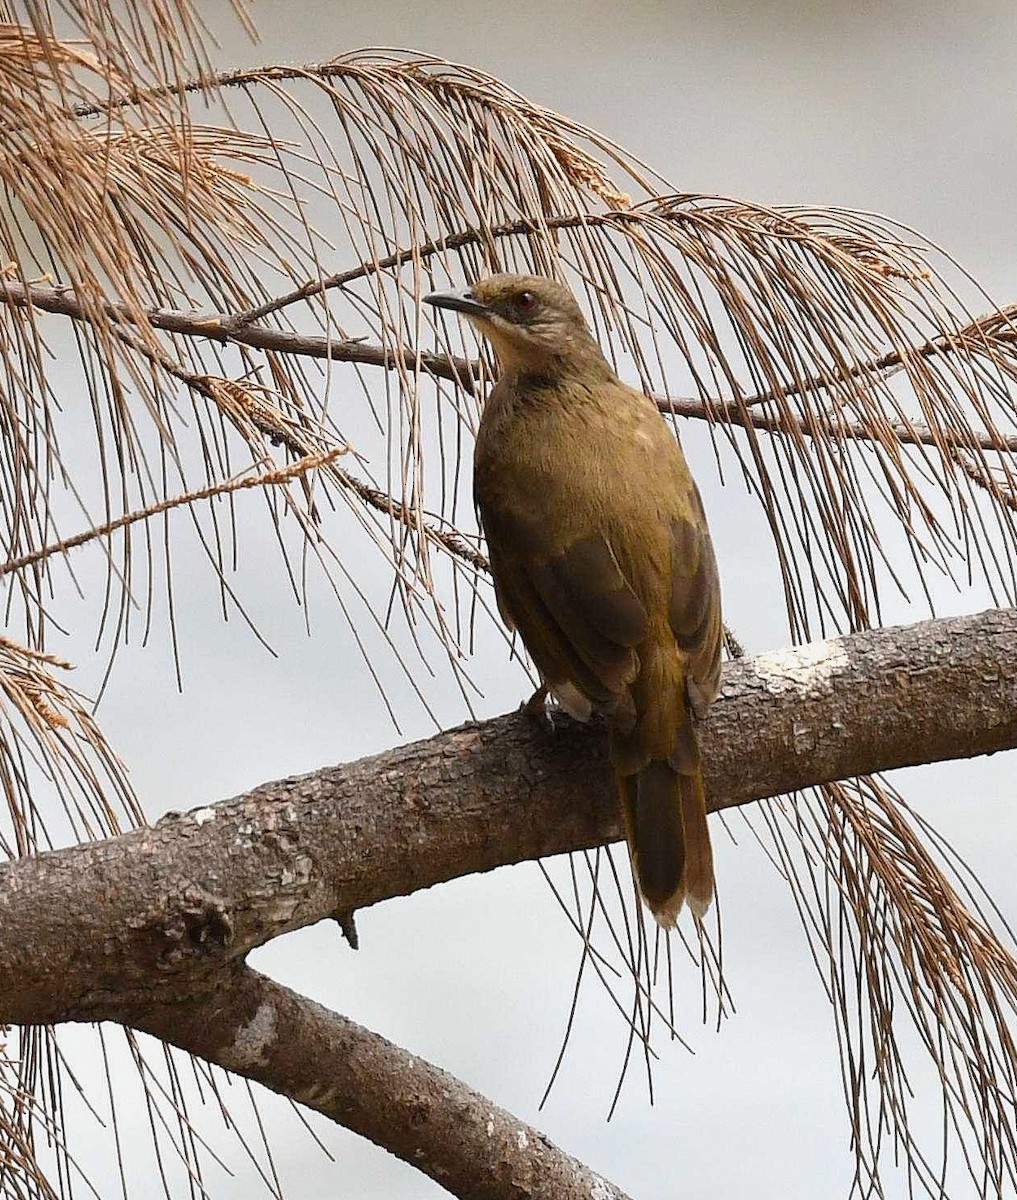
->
[423,287,491,318]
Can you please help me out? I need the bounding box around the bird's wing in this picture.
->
[486,522,648,706]
[668,481,723,716]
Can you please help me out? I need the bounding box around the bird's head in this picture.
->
[424,273,608,378]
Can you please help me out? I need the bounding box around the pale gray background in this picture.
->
[41,2,1017,1198]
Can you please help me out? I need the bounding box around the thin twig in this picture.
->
[654,394,1017,454]
[0,453,341,579]
[948,447,1017,513]
[115,332,492,576]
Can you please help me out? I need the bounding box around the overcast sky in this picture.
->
[28,3,1017,1199]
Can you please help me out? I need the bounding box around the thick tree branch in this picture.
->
[0,607,1014,1028]
[127,966,633,1200]
[1,607,1014,1200]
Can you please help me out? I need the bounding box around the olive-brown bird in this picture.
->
[425,274,722,925]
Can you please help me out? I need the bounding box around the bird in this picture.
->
[424,274,722,926]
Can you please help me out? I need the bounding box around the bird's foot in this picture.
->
[520,685,574,734]
[522,683,549,721]
[521,684,564,732]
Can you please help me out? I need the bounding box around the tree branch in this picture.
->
[127,966,633,1200]
[0,606,1014,1028]
[0,279,478,388]
[1,607,1014,1200]
[655,393,1017,454]
[7,279,1017,454]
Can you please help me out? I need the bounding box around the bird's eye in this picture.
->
[517,290,536,312]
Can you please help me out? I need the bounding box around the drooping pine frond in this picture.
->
[761,777,1017,1198]
[2,31,1017,1200]
[0,632,139,850]
[9,48,1017,665]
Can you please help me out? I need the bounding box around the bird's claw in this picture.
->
[520,684,575,734]
[523,684,549,719]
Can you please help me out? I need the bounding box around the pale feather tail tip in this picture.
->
[652,907,678,931]
[688,888,713,923]
[649,887,712,929]
[650,890,682,930]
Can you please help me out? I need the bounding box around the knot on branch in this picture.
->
[155,885,234,968]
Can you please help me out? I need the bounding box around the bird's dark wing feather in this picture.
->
[486,525,647,703]
[545,536,647,647]
[668,483,723,714]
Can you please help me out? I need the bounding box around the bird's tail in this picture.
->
[615,758,714,927]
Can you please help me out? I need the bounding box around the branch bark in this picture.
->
[1,606,1014,1200]
[1,606,1014,1028]
[127,966,633,1200]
